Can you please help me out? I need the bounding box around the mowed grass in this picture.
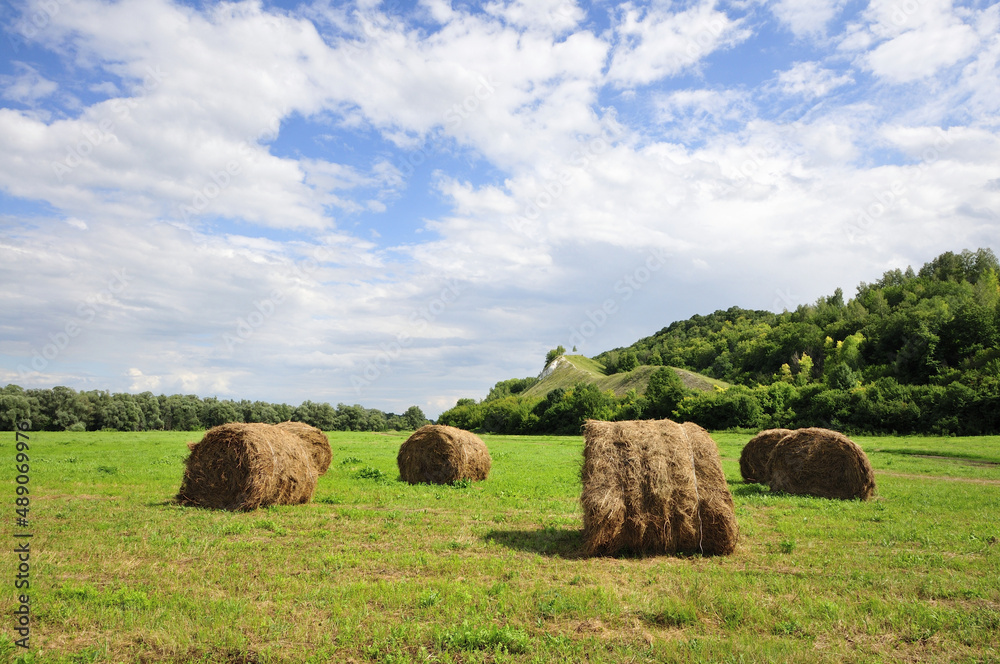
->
[1,430,998,664]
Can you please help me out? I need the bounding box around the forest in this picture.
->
[438,248,1000,436]
[0,386,428,433]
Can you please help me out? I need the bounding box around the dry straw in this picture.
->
[176,422,318,510]
[739,428,793,484]
[274,420,332,475]
[397,424,491,484]
[766,427,876,500]
[580,419,738,557]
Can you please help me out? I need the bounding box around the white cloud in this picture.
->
[865,22,978,82]
[770,0,848,38]
[606,2,750,87]
[0,63,58,105]
[484,0,585,33]
[654,88,754,141]
[777,61,854,98]
[851,0,981,83]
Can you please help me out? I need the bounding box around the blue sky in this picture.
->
[1,0,998,416]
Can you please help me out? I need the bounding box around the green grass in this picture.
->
[1,429,999,663]
[522,355,727,399]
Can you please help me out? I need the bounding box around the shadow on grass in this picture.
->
[484,527,585,558]
[730,482,771,498]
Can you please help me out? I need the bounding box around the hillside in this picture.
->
[520,355,727,399]
[440,247,1000,436]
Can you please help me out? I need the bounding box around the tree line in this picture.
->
[439,248,1000,436]
[0,385,429,432]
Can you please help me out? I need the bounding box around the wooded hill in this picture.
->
[439,248,1000,435]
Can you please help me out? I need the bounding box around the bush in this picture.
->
[675,386,764,430]
[437,400,485,431]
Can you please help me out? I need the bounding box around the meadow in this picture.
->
[1,429,998,663]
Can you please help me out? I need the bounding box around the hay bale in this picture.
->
[176,422,318,510]
[739,428,793,484]
[397,424,491,484]
[766,427,876,500]
[681,421,739,556]
[273,420,332,475]
[580,419,738,557]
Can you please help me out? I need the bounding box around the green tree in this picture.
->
[618,351,638,372]
[294,401,337,430]
[0,390,32,430]
[796,353,814,386]
[545,345,566,367]
[938,304,999,366]
[202,399,242,428]
[973,268,1000,309]
[437,399,484,430]
[403,405,429,430]
[827,363,860,391]
[135,391,164,430]
[643,367,688,419]
[94,393,144,431]
[162,394,203,431]
[485,377,538,402]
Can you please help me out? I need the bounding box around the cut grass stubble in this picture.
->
[0,430,998,663]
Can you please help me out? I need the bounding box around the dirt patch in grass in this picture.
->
[876,449,1000,466]
[876,471,1000,486]
[37,493,122,501]
[906,455,1000,466]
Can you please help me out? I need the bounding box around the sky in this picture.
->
[1,0,998,417]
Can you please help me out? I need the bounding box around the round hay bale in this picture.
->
[580,419,738,557]
[176,422,318,510]
[273,420,332,475]
[766,427,876,500]
[397,424,491,484]
[682,422,739,556]
[739,428,793,484]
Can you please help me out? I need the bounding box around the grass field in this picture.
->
[1,429,999,663]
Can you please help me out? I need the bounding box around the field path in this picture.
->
[876,470,1000,486]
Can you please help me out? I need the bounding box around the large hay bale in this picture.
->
[273,420,332,475]
[580,419,738,557]
[397,424,491,484]
[681,422,739,555]
[176,423,318,510]
[739,428,793,484]
[766,427,876,500]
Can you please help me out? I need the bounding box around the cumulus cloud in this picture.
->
[850,0,981,83]
[0,63,58,105]
[606,1,750,87]
[770,0,848,38]
[777,61,854,98]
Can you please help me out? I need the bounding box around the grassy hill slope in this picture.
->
[521,355,727,399]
